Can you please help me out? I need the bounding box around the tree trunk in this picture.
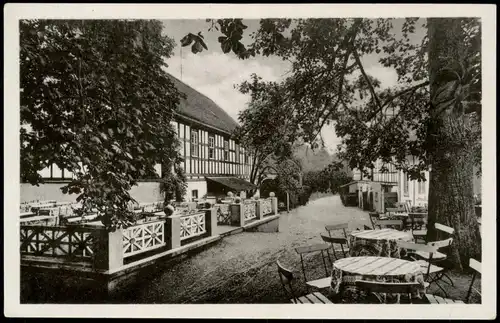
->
[427,18,481,271]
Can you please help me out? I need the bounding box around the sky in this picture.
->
[161,19,425,154]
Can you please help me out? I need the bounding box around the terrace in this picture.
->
[20,194,280,297]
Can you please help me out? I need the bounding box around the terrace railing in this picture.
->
[243,201,257,221]
[122,220,166,258]
[261,198,273,217]
[20,225,99,260]
[179,211,207,241]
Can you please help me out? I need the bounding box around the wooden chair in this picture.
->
[325,223,350,255]
[355,280,421,304]
[294,243,332,283]
[397,241,452,298]
[276,260,333,304]
[376,219,404,230]
[410,213,428,243]
[424,223,456,289]
[321,234,349,260]
[466,258,482,303]
[368,212,380,229]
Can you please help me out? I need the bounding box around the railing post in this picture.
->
[255,200,263,220]
[166,216,181,250]
[230,203,244,226]
[205,208,217,237]
[271,197,278,215]
[92,228,124,271]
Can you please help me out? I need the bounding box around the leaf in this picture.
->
[221,40,232,54]
[218,36,227,43]
[180,34,194,47]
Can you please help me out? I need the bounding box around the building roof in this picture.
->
[167,73,240,135]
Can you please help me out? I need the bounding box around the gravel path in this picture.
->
[115,194,372,304]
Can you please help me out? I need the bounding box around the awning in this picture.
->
[205,176,257,191]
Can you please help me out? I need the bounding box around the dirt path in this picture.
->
[115,194,371,304]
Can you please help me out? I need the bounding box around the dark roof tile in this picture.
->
[168,73,240,135]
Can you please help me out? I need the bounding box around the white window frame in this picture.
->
[208,135,215,159]
[190,130,199,157]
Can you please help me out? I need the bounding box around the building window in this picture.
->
[208,135,215,159]
[224,139,229,161]
[418,173,426,194]
[245,154,249,164]
[403,172,409,196]
[191,189,198,201]
[190,130,199,157]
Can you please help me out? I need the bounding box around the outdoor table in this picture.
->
[330,256,426,303]
[349,228,414,258]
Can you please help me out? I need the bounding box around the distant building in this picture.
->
[20,74,256,203]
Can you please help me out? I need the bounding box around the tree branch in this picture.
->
[352,47,383,112]
[366,80,430,121]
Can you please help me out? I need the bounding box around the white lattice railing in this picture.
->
[261,198,273,216]
[179,212,206,241]
[20,225,97,259]
[243,201,257,221]
[122,220,166,258]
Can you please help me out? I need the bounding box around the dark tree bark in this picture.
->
[427,18,481,271]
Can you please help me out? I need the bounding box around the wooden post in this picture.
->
[165,216,181,250]
[286,192,290,213]
[92,228,124,271]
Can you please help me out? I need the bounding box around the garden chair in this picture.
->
[397,241,452,298]
[325,223,349,239]
[465,258,482,303]
[294,243,332,284]
[325,223,351,253]
[355,280,421,304]
[410,213,428,243]
[368,212,380,229]
[376,219,404,230]
[420,223,456,288]
[320,234,349,261]
[276,260,333,304]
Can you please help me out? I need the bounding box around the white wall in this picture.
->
[186,180,208,201]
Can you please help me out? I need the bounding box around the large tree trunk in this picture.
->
[427,18,481,271]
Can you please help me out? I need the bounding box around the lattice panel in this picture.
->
[123,221,166,258]
[261,199,273,216]
[215,204,231,225]
[180,212,206,241]
[20,226,95,258]
[243,202,257,221]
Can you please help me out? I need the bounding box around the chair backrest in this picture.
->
[325,223,348,239]
[427,237,453,250]
[377,219,403,230]
[466,258,482,303]
[356,280,420,295]
[276,260,297,302]
[369,212,380,229]
[435,223,455,235]
[397,241,439,276]
[469,258,481,274]
[321,234,348,245]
